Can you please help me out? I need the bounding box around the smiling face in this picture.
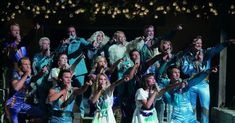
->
[192,38,203,52]
[116,31,126,44]
[170,68,181,83]
[144,26,154,39]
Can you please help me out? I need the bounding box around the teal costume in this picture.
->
[58,37,92,115]
[50,86,75,123]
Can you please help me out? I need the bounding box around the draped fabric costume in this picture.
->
[132,88,158,123]
[169,70,210,123]
[50,86,75,123]
[58,37,92,115]
[6,70,44,123]
[181,42,228,123]
[32,53,51,111]
[92,88,116,123]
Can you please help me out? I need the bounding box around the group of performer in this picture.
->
[1,22,234,123]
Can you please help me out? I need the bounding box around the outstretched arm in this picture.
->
[73,80,92,96]
[109,76,130,92]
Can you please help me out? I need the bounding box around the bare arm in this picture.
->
[12,73,28,91]
[141,90,158,109]
[48,88,66,102]
[90,89,103,104]
[109,76,129,92]
[108,58,123,74]
[127,63,139,80]
[73,80,92,96]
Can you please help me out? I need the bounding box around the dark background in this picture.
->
[0,2,235,117]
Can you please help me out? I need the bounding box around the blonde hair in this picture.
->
[90,56,107,73]
[87,31,110,46]
[159,40,173,52]
[113,31,126,43]
[92,73,111,93]
[39,37,50,47]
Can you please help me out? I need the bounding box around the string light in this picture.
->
[0,1,234,23]
[58,20,62,24]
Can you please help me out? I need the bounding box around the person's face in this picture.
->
[147,76,156,86]
[193,39,203,51]
[117,32,126,43]
[96,32,104,43]
[41,40,50,50]
[162,41,172,53]
[10,25,20,37]
[145,27,154,39]
[97,58,106,68]
[170,68,180,82]
[67,27,76,37]
[58,54,68,66]
[62,72,72,85]
[21,59,31,72]
[98,75,107,86]
[131,51,140,61]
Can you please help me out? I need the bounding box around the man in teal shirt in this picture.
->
[58,26,97,117]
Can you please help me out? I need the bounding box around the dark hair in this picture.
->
[129,49,140,61]
[143,25,154,34]
[57,69,71,88]
[192,35,202,44]
[167,65,180,77]
[141,73,155,90]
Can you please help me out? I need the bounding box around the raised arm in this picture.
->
[108,57,123,74]
[141,90,159,109]
[12,70,30,91]
[73,80,92,96]
[48,88,66,103]
[109,76,129,92]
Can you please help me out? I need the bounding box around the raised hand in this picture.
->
[228,39,235,44]
[86,80,93,86]
[176,24,183,31]
[211,66,218,73]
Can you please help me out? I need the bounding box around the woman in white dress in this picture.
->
[90,73,129,123]
[132,73,181,123]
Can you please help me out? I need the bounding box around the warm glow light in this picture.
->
[58,20,62,24]
[154,15,158,19]
[45,15,49,19]
[15,5,20,9]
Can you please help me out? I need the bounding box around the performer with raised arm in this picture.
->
[90,73,130,123]
[139,24,182,62]
[31,37,52,117]
[57,26,98,117]
[180,36,235,123]
[48,69,92,123]
[167,65,217,123]
[6,57,45,123]
[131,73,182,123]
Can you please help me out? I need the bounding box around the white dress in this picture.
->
[132,88,159,123]
[92,88,116,123]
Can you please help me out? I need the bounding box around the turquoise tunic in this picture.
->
[50,86,75,123]
[32,53,51,111]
